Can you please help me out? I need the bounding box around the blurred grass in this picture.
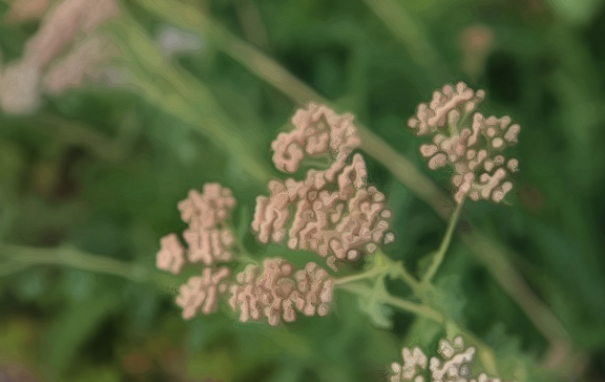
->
[0,0,604,381]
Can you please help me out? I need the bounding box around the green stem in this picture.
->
[423,201,465,283]
[333,266,387,285]
[389,260,424,294]
[335,281,498,374]
[335,282,442,322]
[0,244,149,282]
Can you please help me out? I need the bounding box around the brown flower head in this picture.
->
[408,82,520,204]
[253,104,393,269]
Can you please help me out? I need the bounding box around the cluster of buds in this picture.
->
[156,183,237,320]
[408,82,520,204]
[176,267,231,319]
[157,183,236,273]
[229,258,334,326]
[178,184,236,265]
[253,103,393,270]
[157,183,335,324]
[390,337,510,382]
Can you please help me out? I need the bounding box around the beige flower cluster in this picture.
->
[178,184,237,265]
[229,258,334,326]
[390,337,509,382]
[156,183,237,320]
[157,183,236,272]
[253,104,393,269]
[0,0,118,114]
[176,267,231,319]
[408,82,520,204]
[157,184,335,324]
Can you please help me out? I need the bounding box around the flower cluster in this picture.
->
[176,267,231,319]
[178,184,236,265]
[157,183,236,273]
[390,337,509,382]
[229,258,334,326]
[0,0,118,114]
[252,103,393,270]
[408,82,520,204]
[157,183,335,324]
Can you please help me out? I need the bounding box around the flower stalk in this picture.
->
[422,200,465,283]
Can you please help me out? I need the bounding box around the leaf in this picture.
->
[357,276,393,329]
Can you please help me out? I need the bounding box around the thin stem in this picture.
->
[335,282,443,323]
[0,244,185,294]
[389,260,423,294]
[337,281,498,375]
[423,200,465,283]
[0,244,149,282]
[333,266,387,285]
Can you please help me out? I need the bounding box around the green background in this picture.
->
[0,0,603,381]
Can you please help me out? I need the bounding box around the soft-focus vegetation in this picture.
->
[0,0,604,381]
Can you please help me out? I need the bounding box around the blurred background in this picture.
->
[0,0,604,381]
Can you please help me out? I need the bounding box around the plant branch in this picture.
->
[335,281,498,374]
[333,266,388,285]
[423,200,465,283]
[128,0,572,367]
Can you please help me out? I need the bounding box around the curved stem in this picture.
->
[423,200,465,283]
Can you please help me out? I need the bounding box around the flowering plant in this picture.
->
[155,83,528,381]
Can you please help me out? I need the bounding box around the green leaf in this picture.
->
[357,276,393,329]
